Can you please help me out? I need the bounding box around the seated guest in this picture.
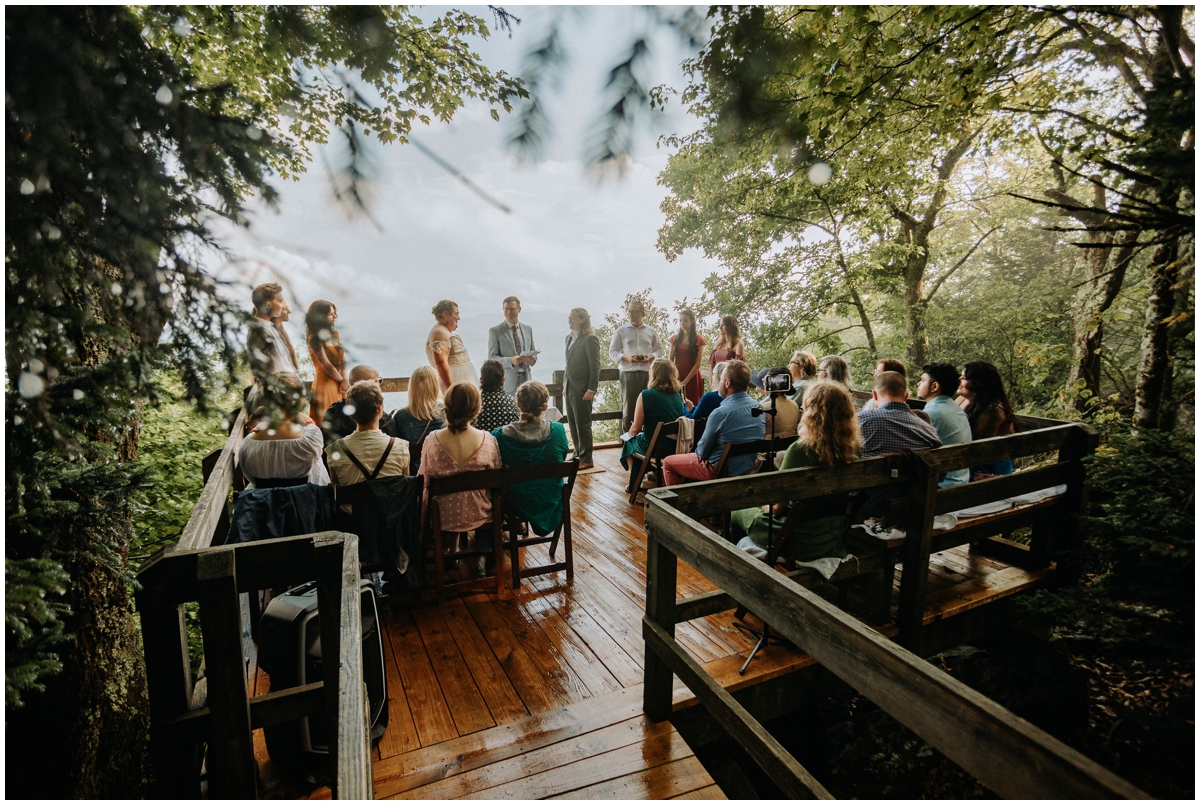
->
[326,380,410,493]
[384,366,445,475]
[817,355,852,391]
[787,351,818,405]
[857,371,940,519]
[321,364,393,443]
[474,359,520,433]
[237,381,330,489]
[860,357,906,412]
[419,382,502,567]
[686,361,727,421]
[917,363,971,487]
[621,359,687,494]
[957,360,1017,479]
[730,382,861,560]
[492,381,571,536]
[662,360,765,486]
[751,366,801,438]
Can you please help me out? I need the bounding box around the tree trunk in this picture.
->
[1134,238,1181,429]
[847,279,878,360]
[1066,236,1138,406]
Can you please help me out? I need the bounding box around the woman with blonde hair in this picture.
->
[564,307,601,469]
[730,381,861,561]
[492,381,571,536]
[620,358,686,493]
[817,354,852,390]
[708,314,745,376]
[383,365,444,475]
[425,299,478,392]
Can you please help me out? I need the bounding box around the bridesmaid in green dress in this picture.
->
[621,359,687,493]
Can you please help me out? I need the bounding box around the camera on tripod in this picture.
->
[763,371,793,395]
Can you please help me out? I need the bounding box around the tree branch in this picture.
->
[925,225,1000,299]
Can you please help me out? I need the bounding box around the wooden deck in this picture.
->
[248,446,1052,800]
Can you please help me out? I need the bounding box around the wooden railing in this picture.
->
[641,424,1142,798]
[137,408,372,799]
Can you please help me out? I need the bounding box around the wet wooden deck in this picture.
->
[249,446,1052,799]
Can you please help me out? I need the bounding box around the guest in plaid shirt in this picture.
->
[856,371,941,520]
[474,359,520,433]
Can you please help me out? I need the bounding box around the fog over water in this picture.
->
[208,7,721,409]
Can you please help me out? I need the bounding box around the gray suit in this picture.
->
[487,321,537,395]
[564,331,601,465]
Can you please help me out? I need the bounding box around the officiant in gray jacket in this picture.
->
[564,307,601,469]
[487,296,537,395]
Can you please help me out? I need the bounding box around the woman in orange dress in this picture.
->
[306,300,348,425]
[669,308,707,407]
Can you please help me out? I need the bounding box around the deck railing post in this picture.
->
[1040,423,1099,578]
[643,526,678,722]
[195,549,257,799]
[896,452,939,652]
[137,592,201,798]
[314,533,347,799]
[552,370,566,423]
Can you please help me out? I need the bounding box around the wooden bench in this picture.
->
[653,421,1098,652]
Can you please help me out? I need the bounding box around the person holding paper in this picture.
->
[488,295,538,395]
[608,298,663,432]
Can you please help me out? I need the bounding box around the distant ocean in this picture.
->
[304,309,575,411]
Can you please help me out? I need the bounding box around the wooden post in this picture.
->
[196,549,257,799]
[1039,423,1099,578]
[137,591,201,798]
[314,534,346,799]
[552,370,566,423]
[642,528,678,722]
[896,453,939,652]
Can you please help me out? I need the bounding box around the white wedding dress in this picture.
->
[426,333,478,393]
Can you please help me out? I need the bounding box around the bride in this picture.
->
[426,299,478,393]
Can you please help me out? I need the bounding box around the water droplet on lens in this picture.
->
[20,179,34,195]
[28,358,45,373]
[343,404,356,417]
[807,162,833,185]
[111,283,122,295]
[19,372,45,398]
[155,85,173,105]
[73,389,84,400]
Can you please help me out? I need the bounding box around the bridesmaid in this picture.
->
[306,300,347,426]
[708,314,745,377]
[669,308,706,407]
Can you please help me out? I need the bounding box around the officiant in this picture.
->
[488,295,538,395]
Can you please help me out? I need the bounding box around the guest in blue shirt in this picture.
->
[662,360,765,485]
[917,363,972,487]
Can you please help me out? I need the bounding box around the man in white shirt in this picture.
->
[326,381,411,506]
[608,299,663,432]
[487,295,537,395]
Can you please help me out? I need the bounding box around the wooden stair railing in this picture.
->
[137,531,372,799]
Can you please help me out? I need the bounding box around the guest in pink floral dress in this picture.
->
[419,382,502,541]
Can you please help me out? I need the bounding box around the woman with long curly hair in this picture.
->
[708,314,745,377]
[957,359,1017,479]
[306,300,347,425]
[730,381,861,561]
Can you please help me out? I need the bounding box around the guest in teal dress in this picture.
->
[730,382,862,561]
[492,381,570,536]
[621,359,687,493]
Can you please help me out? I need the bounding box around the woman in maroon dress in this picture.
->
[668,309,707,406]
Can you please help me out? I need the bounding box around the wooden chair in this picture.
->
[499,458,580,589]
[423,468,507,603]
[627,420,680,504]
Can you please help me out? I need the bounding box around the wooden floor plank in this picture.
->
[375,613,420,759]
[461,593,574,712]
[411,604,496,737]
[548,756,715,800]
[394,717,677,800]
[485,593,596,704]
[384,606,459,747]
[373,685,646,798]
[672,783,728,799]
[437,596,530,726]
[456,726,694,800]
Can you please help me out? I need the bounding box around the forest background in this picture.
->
[5,5,1193,798]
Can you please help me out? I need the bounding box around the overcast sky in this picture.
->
[211,6,720,403]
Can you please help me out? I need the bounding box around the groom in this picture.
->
[487,296,537,394]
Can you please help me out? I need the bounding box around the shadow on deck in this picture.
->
[243,446,1049,800]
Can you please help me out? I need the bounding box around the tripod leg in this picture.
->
[739,624,770,675]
